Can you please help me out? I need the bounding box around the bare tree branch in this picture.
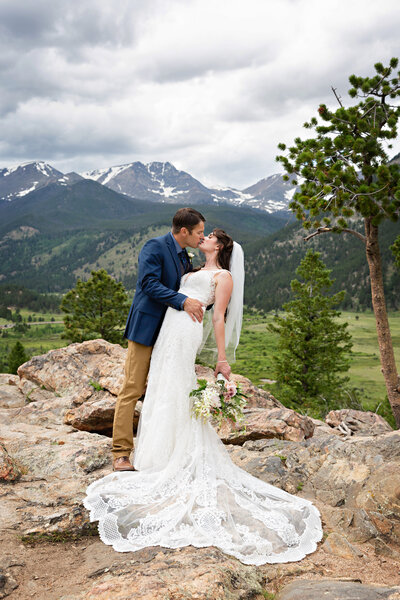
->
[331,86,343,107]
[304,227,366,243]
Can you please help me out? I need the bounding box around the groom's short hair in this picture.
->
[172,207,205,233]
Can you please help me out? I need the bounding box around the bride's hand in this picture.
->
[214,360,231,380]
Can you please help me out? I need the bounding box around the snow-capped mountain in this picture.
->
[0,161,82,201]
[82,161,216,205]
[81,161,296,213]
[209,174,297,213]
[0,159,297,214]
[241,173,297,212]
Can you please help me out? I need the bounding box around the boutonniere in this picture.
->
[187,252,195,260]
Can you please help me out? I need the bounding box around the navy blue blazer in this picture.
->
[124,233,192,346]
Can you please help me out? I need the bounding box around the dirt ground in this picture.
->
[2,529,400,599]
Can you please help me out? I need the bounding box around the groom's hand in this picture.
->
[183,298,204,322]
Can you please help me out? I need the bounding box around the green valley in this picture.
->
[233,309,400,427]
[2,305,398,427]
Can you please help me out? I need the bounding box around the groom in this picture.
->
[112,207,206,471]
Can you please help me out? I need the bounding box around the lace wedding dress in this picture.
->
[84,269,323,565]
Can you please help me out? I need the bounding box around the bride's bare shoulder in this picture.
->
[215,269,232,278]
[214,270,233,287]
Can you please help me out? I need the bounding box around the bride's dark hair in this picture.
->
[213,228,234,270]
[193,228,234,273]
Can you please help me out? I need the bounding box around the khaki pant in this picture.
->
[112,340,153,458]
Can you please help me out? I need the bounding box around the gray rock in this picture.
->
[275,579,400,600]
[326,409,393,436]
[0,568,18,599]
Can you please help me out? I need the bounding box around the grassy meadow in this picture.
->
[0,310,65,372]
[1,307,399,426]
[232,309,400,426]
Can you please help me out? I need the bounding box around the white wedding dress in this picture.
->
[84,270,323,565]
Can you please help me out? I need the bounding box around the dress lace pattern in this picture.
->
[84,270,323,564]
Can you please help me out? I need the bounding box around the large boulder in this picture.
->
[17,338,126,396]
[217,406,315,443]
[16,340,131,433]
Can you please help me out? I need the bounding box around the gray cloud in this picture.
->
[0,0,399,189]
[0,0,145,49]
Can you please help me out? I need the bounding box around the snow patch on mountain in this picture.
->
[17,182,39,197]
[36,162,51,177]
[211,187,254,206]
[82,164,132,185]
[284,188,296,201]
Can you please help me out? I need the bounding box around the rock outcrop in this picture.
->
[275,579,400,599]
[325,408,393,436]
[217,407,315,443]
[0,340,399,600]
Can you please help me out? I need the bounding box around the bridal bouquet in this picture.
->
[190,376,247,425]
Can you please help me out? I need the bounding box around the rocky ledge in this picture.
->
[0,339,399,599]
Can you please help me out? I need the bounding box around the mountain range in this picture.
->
[0,160,295,214]
[0,156,398,311]
[0,170,289,293]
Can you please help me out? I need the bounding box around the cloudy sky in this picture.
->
[0,0,399,189]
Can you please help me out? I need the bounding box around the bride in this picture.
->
[84,228,323,565]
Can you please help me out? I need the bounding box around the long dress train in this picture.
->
[84,270,323,565]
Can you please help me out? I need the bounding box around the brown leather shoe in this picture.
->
[113,456,136,472]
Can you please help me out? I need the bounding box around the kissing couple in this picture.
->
[84,207,323,565]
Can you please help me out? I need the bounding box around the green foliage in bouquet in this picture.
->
[190,378,247,426]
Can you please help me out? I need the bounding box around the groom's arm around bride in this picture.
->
[111,208,206,472]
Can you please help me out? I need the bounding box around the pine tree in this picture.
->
[268,250,352,416]
[8,341,29,375]
[61,269,130,344]
[277,58,400,426]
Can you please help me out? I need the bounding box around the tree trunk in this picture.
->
[364,218,400,428]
